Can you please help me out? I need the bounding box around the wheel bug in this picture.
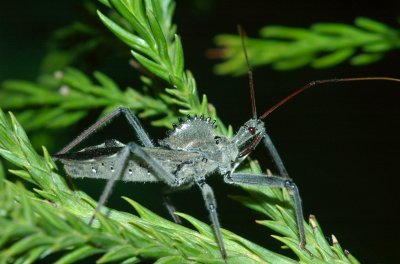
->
[51,30,400,260]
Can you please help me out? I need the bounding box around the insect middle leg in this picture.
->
[224,173,306,249]
[89,142,182,224]
[89,145,131,224]
[196,179,227,260]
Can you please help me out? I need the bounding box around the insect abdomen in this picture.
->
[61,157,160,182]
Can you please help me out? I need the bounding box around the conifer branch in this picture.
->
[211,17,400,74]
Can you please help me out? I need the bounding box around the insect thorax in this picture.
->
[159,116,239,175]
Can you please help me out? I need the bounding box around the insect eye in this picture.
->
[248,127,256,135]
[214,136,221,145]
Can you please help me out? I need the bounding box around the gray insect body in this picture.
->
[53,107,303,261]
[60,116,249,184]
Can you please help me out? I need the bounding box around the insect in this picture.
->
[52,108,306,259]
[51,33,308,261]
[51,29,400,260]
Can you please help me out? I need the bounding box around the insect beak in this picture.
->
[238,134,262,158]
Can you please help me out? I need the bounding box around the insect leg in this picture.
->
[125,142,191,224]
[224,173,306,250]
[57,107,152,155]
[89,145,131,225]
[196,180,227,261]
[162,184,192,224]
[126,142,180,187]
[91,142,181,224]
[262,132,289,179]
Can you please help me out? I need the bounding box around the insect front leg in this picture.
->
[196,179,227,261]
[260,133,311,252]
[224,173,307,251]
[262,131,289,179]
[56,107,152,155]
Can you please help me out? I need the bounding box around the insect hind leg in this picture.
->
[56,107,153,155]
[162,184,193,224]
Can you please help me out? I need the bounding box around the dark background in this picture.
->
[1,1,400,263]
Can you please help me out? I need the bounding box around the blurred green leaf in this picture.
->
[355,17,396,34]
[311,48,355,68]
[212,17,400,74]
[350,53,383,65]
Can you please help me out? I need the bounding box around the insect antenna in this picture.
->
[260,77,400,120]
[238,25,257,119]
